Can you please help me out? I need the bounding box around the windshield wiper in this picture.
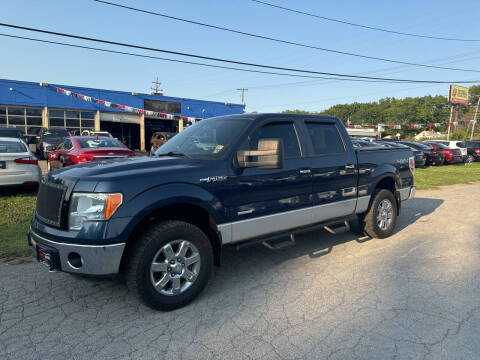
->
[156,151,190,158]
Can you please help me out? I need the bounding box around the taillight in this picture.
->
[475,149,480,154]
[14,157,38,165]
[430,151,436,155]
[445,150,453,155]
[77,154,95,163]
[409,156,415,176]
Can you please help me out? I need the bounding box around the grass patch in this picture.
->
[415,162,480,190]
[0,188,36,260]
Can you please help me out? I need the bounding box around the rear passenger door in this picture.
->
[225,119,313,242]
[301,121,358,223]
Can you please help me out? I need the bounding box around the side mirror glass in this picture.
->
[237,138,284,169]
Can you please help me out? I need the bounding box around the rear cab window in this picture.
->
[304,122,345,155]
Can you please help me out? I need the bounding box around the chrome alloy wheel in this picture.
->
[376,199,393,231]
[150,240,201,296]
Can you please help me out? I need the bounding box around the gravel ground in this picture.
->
[1,183,480,360]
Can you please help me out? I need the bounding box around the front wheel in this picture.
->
[361,189,398,239]
[125,220,213,311]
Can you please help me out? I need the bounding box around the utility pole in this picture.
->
[237,88,248,105]
[471,97,480,140]
[447,105,454,140]
[151,77,163,95]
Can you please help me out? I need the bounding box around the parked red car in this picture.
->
[424,142,463,164]
[47,136,135,171]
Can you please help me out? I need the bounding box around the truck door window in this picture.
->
[247,122,300,158]
[305,122,345,155]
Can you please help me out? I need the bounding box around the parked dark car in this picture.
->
[396,141,444,166]
[423,142,462,164]
[376,141,426,167]
[30,113,415,310]
[457,141,480,163]
[34,128,70,159]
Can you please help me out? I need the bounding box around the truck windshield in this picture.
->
[154,117,250,159]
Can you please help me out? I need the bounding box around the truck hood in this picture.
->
[48,156,205,185]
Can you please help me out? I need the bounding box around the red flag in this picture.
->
[408,124,414,129]
[160,113,167,118]
[56,87,63,93]
[388,125,394,129]
[138,109,145,114]
[117,105,125,110]
[77,94,84,100]
[97,99,105,105]
[181,116,188,120]
[427,123,433,127]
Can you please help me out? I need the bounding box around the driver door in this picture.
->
[224,119,313,242]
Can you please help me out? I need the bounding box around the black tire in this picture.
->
[125,220,213,311]
[466,155,474,164]
[361,189,398,239]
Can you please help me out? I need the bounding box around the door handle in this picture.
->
[299,169,311,174]
[345,164,355,169]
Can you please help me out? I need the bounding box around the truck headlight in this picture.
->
[68,193,123,231]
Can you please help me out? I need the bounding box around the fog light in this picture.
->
[67,252,83,269]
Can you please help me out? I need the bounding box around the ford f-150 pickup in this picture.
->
[29,114,415,310]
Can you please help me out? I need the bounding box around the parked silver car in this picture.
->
[0,137,41,187]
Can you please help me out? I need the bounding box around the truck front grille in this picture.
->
[35,181,67,227]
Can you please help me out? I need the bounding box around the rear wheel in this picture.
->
[125,220,213,310]
[466,154,474,164]
[361,189,398,239]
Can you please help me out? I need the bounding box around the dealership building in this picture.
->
[0,79,245,151]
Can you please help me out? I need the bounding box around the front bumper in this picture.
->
[29,228,125,275]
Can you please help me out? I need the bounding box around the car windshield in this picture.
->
[0,140,27,153]
[406,142,432,150]
[44,129,69,139]
[154,117,250,159]
[433,143,449,149]
[77,137,124,148]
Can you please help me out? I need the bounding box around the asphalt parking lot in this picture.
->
[1,183,480,360]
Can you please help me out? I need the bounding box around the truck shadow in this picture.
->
[222,197,444,263]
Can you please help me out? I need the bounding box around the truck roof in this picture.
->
[210,113,340,122]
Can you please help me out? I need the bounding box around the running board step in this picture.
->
[324,221,350,235]
[262,233,296,250]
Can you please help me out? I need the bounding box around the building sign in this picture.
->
[144,99,181,115]
[449,85,469,105]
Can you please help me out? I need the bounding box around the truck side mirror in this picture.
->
[237,138,284,169]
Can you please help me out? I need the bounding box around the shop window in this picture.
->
[8,116,25,125]
[26,117,42,126]
[0,115,6,125]
[27,126,42,135]
[66,111,80,119]
[81,111,95,119]
[8,107,24,116]
[26,108,43,116]
[0,107,6,115]
[49,118,65,127]
[66,119,80,127]
[49,109,64,118]
[81,120,95,128]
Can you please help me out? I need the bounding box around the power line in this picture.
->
[0,24,479,84]
[0,33,413,84]
[92,0,480,73]
[251,0,480,42]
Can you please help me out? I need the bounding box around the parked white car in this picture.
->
[81,130,113,138]
[0,137,41,187]
[427,140,468,161]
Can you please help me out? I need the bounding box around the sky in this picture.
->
[1,0,479,113]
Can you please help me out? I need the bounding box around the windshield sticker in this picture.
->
[213,144,224,154]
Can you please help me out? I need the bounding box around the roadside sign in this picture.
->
[449,85,469,105]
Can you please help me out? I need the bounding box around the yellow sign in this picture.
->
[449,85,469,105]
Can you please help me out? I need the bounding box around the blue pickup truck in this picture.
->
[29,114,415,310]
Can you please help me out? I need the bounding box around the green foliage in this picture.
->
[0,190,36,260]
[283,85,480,130]
[415,162,480,190]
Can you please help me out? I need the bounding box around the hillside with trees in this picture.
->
[283,85,480,139]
